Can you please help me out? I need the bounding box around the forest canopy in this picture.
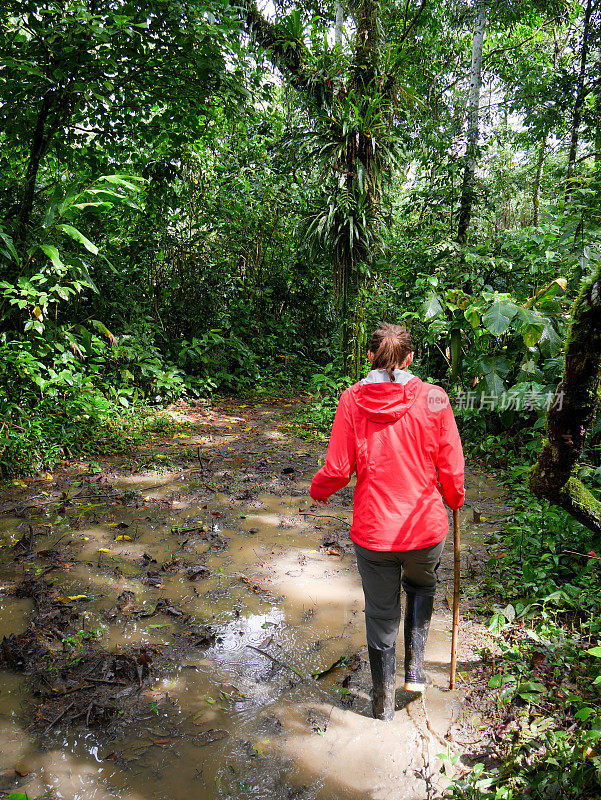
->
[3,1,601,796]
[1,0,600,495]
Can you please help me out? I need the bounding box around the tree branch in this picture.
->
[483,17,563,62]
[398,0,427,46]
[242,0,331,108]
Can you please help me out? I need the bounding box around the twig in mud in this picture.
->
[245,645,305,680]
[49,532,71,550]
[172,525,209,535]
[43,700,75,734]
[298,512,348,523]
[50,683,95,698]
[419,694,458,752]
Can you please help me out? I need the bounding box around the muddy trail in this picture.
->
[0,398,508,800]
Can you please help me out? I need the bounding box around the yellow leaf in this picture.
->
[173,433,190,439]
[98,548,111,553]
[12,480,27,487]
[57,595,89,602]
[115,535,133,542]
[33,306,43,320]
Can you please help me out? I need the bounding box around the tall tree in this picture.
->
[242,0,423,377]
[1,0,241,260]
[565,0,596,200]
[456,0,487,246]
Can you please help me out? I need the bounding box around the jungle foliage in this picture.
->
[2,0,601,790]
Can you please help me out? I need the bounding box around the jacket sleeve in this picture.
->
[309,389,356,502]
[436,399,465,509]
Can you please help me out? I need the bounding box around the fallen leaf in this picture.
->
[194,729,229,746]
[115,535,133,542]
[57,594,90,602]
[187,566,210,581]
[116,590,136,612]
[141,571,164,587]
[15,767,31,777]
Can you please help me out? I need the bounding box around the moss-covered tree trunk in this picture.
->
[529,263,601,535]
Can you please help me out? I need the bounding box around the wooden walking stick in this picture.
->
[449,508,460,690]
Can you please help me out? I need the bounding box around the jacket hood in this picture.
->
[351,375,423,422]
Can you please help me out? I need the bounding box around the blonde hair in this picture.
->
[369,323,413,382]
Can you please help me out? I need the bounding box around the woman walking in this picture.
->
[309,323,464,721]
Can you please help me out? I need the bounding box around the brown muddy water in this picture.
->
[0,401,507,800]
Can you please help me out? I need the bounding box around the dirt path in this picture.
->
[0,398,508,800]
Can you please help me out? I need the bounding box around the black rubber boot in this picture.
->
[367,645,396,721]
[404,593,434,692]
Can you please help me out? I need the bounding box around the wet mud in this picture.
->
[0,398,509,800]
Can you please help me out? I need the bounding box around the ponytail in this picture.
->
[369,323,413,382]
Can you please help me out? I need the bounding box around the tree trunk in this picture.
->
[595,84,601,165]
[529,261,601,535]
[335,3,344,45]
[15,92,54,245]
[449,327,462,384]
[532,132,547,227]
[243,0,387,381]
[337,0,380,379]
[456,0,486,245]
[565,0,593,201]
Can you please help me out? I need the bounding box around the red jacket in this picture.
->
[309,375,464,551]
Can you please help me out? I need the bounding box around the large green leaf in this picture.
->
[422,294,444,320]
[482,299,519,336]
[528,277,567,308]
[538,319,562,358]
[515,307,545,347]
[464,305,480,329]
[57,224,98,255]
[479,356,510,396]
[0,229,19,264]
[39,244,64,270]
[99,174,145,193]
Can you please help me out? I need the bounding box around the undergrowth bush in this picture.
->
[447,473,601,799]
[0,325,187,475]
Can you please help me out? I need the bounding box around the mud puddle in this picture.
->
[0,399,509,800]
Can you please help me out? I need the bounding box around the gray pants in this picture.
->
[354,538,446,650]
